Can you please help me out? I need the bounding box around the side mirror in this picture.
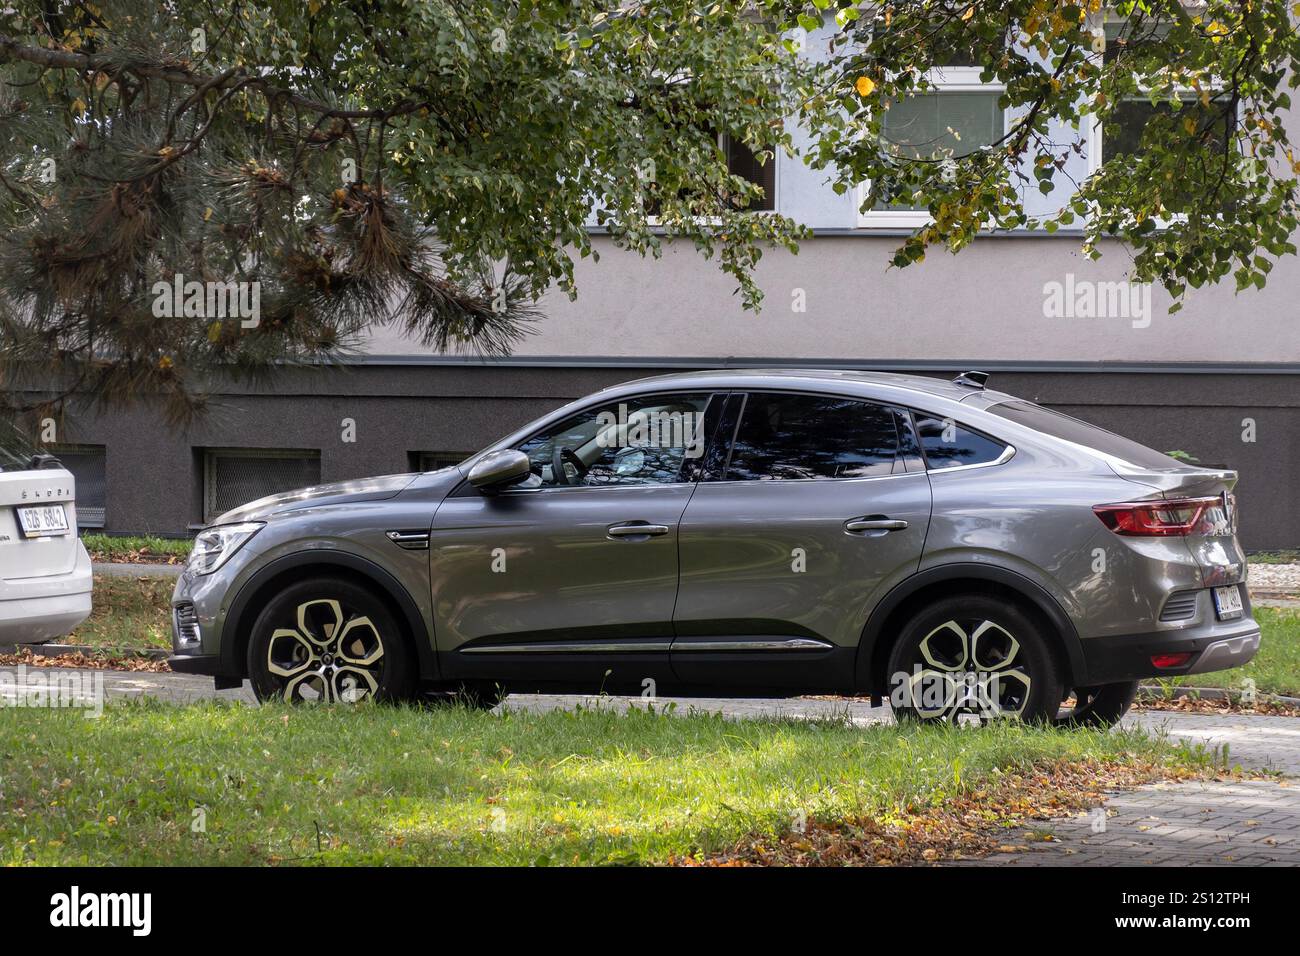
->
[468,449,532,493]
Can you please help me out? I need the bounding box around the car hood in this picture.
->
[211,473,419,525]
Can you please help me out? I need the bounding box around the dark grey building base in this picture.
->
[14,360,1298,549]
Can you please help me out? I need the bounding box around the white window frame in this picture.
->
[856,66,1008,229]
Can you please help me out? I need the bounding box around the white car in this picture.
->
[0,424,92,644]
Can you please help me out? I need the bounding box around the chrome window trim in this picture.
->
[924,443,1017,474]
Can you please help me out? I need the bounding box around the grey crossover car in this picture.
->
[170,369,1260,725]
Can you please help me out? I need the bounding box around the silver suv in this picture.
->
[169,370,1260,725]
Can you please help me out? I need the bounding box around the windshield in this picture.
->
[988,400,1188,470]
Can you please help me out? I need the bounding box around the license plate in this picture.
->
[1213,585,1244,621]
[16,504,70,537]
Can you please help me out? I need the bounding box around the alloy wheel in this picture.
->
[265,598,386,703]
[899,618,1033,721]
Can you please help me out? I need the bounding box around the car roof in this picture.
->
[609,368,1017,407]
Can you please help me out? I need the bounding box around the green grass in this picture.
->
[1160,607,1300,698]
[1246,549,1300,565]
[81,533,191,564]
[66,575,174,649]
[0,701,1202,866]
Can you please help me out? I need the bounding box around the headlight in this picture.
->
[187,522,264,575]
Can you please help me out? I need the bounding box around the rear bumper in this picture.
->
[0,544,93,644]
[1078,614,1262,685]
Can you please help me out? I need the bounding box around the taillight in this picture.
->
[1093,497,1226,537]
[1150,652,1193,669]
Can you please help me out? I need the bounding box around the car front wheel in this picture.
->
[887,595,1065,724]
[247,577,415,704]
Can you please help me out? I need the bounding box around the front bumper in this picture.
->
[1079,613,1262,685]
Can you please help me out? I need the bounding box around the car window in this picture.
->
[912,414,1008,469]
[0,416,37,472]
[987,400,1185,469]
[517,393,713,487]
[725,393,900,481]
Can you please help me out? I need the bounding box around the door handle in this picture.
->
[845,517,908,533]
[607,522,670,538]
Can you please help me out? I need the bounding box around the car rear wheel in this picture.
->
[1056,681,1139,728]
[247,577,415,704]
[887,595,1064,724]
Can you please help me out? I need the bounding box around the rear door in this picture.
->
[0,424,79,583]
[671,391,932,692]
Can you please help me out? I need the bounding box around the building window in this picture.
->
[409,451,469,473]
[857,66,1007,229]
[202,448,320,523]
[645,131,776,220]
[51,444,107,528]
[723,135,776,212]
[1088,20,1228,175]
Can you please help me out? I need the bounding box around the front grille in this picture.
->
[173,603,201,647]
[1159,591,1200,623]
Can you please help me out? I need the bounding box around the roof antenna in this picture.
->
[953,370,989,389]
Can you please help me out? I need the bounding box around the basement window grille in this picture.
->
[203,448,321,523]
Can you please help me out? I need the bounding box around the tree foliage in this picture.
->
[806,0,1300,304]
[2,1,1299,419]
[0,0,806,419]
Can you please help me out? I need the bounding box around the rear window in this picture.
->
[726,393,900,480]
[0,417,37,472]
[988,401,1184,469]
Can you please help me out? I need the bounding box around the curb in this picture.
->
[91,562,182,578]
[0,642,169,661]
[1137,683,1300,706]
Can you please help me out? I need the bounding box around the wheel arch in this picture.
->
[220,551,438,682]
[855,563,1085,697]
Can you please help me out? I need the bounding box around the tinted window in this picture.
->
[0,417,38,472]
[913,414,1007,469]
[987,401,1184,469]
[725,394,899,481]
[518,393,712,487]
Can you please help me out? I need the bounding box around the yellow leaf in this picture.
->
[961,6,974,21]
[854,76,876,97]
[70,98,87,116]
[1183,116,1198,135]
[207,321,222,343]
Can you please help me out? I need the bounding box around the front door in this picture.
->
[672,391,932,692]
[432,391,718,692]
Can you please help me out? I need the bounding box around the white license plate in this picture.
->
[1213,585,1244,621]
[16,504,70,537]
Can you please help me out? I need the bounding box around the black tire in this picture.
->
[1056,680,1139,728]
[887,595,1065,724]
[247,576,415,704]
